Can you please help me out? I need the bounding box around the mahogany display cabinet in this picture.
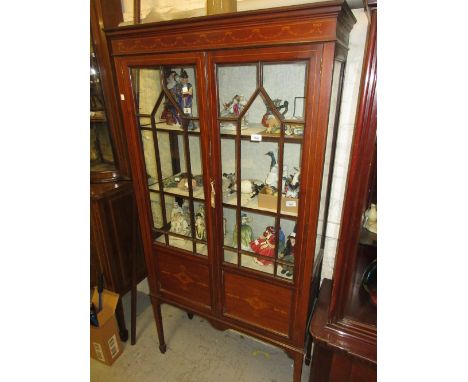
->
[309,2,377,381]
[106,1,356,380]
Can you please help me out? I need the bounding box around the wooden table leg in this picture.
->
[130,205,138,345]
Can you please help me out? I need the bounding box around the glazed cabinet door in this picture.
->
[207,45,322,339]
[115,53,214,312]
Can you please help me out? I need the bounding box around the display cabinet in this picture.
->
[309,2,377,381]
[108,2,356,380]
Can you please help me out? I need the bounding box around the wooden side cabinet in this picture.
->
[309,1,377,381]
[91,178,147,342]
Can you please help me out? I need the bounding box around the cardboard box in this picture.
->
[257,188,299,215]
[90,288,123,366]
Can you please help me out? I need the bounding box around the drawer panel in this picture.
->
[223,272,292,337]
[157,252,211,309]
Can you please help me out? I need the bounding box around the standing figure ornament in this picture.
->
[195,204,206,241]
[177,69,195,130]
[232,213,254,250]
[160,68,195,129]
[251,226,277,266]
[169,201,190,236]
[280,232,296,277]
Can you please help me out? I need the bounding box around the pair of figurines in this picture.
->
[220,94,248,130]
[161,68,195,130]
[170,201,206,241]
[169,201,190,236]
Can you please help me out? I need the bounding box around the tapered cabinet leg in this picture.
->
[305,336,313,366]
[152,301,166,353]
[293,352,304,382]
[187,312,194,319]
[130,281,137,345]
[115,299,128,342]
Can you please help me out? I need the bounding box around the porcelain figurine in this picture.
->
[251,226,276,266]
[363,203,377,234]
[170,202,190,236]
[220,94,248,129]
[177,69,195,130]
[284,167,300,198]
[222,172,236,195]
[261,99,289,133]
[265,151,279,188]
[232,213,254,250]
[280,232,296,277]
[195,205,206,241]
[166,70,179,90]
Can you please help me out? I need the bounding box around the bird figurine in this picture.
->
[284,167,300,198]
[265,151,279,188]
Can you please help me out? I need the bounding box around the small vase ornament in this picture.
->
[363,203,377,234]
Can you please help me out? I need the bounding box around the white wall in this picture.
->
[321,8,368,280]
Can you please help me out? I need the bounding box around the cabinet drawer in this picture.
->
[157,252,211,310]
[223,272,292,337]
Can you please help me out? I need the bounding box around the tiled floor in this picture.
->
[91,285,311,382]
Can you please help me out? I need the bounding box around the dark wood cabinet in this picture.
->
[106,2,356,380]
[309,2,377,381]
[90,178,147,341]
[91,0,146,344]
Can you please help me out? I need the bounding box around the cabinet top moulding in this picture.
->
[105,1,356,56]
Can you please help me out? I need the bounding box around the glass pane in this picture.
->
[140,130,159,186]
[90,40,115,169]
[263,61,307,121]
[315,60,343,259]
[217,64,257,124]
[241,141,280,213]
[167,197,192,239]
[223,206,238,249]
[241,253,274,275]
[131,68,162,115]
[149,131,188,194]
[281,142,302,217]
[131,66,199,129]
[277,218,297,280]
[221,138,237,206]
[224,249,237,265]
[189,136,205,200]
[240,210,275,259]
[167,234,194,252]
[149,192,165,230]
[193,200,208,256]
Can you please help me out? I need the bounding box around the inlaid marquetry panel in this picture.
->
[157,252,211,308]
[223,271,292,336]
[111,18,336,55]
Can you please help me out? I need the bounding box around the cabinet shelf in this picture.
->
[141,123,201,135]
[149,182,205,201]
[223,194,297,218]
[220,123,303,142]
